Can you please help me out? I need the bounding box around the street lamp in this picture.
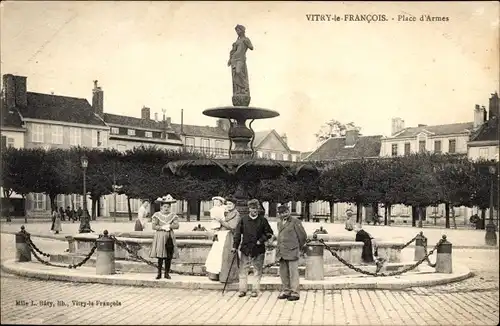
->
[79,155,92,233]
[485,162,498,246]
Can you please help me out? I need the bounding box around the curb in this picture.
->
[1,259,473,291]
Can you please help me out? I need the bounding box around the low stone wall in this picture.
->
[67,233,404,268]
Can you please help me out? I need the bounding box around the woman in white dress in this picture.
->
[149,195,180,280]
[205,197,241,282]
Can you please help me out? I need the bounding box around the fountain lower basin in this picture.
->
[53,232,411,277]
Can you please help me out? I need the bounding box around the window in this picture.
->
[127,129,135,136]
[201,138,210,149]
[92,130,103,147]
[3,136,15,148]
[283,153,289,161]
[404,143,411,155]
[263,152,270,159]
[69,128,81,146]
[419,140,426,152]
[291,154,297,162]
[51,125,63,144]
[270,152,276,160]
[434,140,442,154]
[257,151,263,158]
[276,153,283,160]
[33,193,46,210]
[116,194,128,212]
[479,147,489,158]
[111,127,119,134]
[215,140,225,155]
[100,131,108,147]
[391,144,398,156]
[448,139,456,153]
[32,124,44,143]
[145,131,153,138]
[185,137,195,149]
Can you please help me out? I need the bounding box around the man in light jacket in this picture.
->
[274,204,307,301]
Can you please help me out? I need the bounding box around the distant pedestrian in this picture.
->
[345,208,354,231]
[76,207,83,222]
[351,224,385,269]
[52,208,62,234]
[274,204,307,301]
[135,200,150,231]
[232,199,274,298]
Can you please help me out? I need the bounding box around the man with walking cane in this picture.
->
[232,199,274,298]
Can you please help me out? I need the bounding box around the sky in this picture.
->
[1,1,499,152]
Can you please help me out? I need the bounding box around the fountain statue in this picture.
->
[163,24,319,219]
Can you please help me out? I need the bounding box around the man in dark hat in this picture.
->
[274,204,307,301]
[232,199,274,298]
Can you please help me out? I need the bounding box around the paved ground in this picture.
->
[1,234,499,325]
[2,219,498,248]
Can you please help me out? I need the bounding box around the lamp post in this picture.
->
[79,155,92,233]
[485,163,498,246]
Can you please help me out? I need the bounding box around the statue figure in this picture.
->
[228,24,253,106]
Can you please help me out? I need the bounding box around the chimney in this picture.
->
[345,129,359,147]
[489,92,499,120]
[141,106,150,120]
[165,117,172,129]
[154,112,158,122]
[474,104,486,128]
[180,109,184,134]
[2,74,15,109]
[281,133,288,144]
[391,117,405,135]
[13,75,27,107]
[92,80,104,116]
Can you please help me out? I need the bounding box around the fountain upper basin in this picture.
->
[203,106,279,120]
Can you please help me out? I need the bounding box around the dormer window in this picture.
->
[111,127,119,134]
[145,131,153,138]
[127,129,135,136]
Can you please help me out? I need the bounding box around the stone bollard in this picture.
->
[95,230,115,275]
[305,234,324,281]
[414,231,427,261]
[435,235,452,274]
[15,226,32,262]
[66,236,76,253]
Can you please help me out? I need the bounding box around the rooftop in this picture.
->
[305,135,383,161]
[391,122,473,138]
[18,92,107,127]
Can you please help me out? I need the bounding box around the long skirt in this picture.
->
[53,218,62,232]
[205,230,239,283]
[149,231,174,258]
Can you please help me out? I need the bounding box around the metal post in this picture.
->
[435,235,452,273]
[485,165,498,246]
[305,234,324,280]
[15,226,31,262]
[414,232,426,261]
[96,230,115,275]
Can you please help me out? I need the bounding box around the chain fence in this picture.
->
[21,229,443,278]
[400,233,420,249]
[23,231,96,269]
[318,237,444,277]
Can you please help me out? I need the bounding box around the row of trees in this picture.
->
[1,146,498,227]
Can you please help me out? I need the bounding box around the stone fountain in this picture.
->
[163,24,319,215]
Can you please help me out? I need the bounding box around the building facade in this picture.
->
[2,74,110,217]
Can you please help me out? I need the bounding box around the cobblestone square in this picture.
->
[1,233,498,325]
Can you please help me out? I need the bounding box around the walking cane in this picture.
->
[222,251,239,294]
